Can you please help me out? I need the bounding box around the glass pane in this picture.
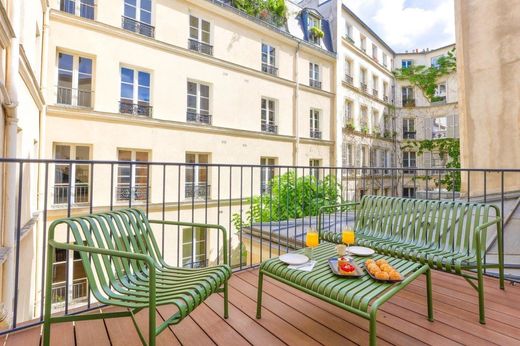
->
[78,57,92,74]
[58,70,73,89]
[118,150,132,161]
[55,145,71,160]
[121,83,133,100]
[200,84,209,98]
[58,53,73,71]
[52,263,67,283]
[189,15,198,28]
[200,98,209,112]
[54,165,70,184]
[124,4,136,19]
[138,72,150,87]
[198,154,208,163]
[187,95,196,109]
[121,68,134,84]
[201,20,210,32]
[135,151,148,161]
[138,86,150,102]
[201,31,210,44]
[189,27,198,40]
[140,10,151,24]
[185,153,195,163]
[140,0,151,11]
[187,82,197,95]
[73,260,86,279]
[75,165,89,184]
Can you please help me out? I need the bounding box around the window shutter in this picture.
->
[423,118,433,139]
[355,145,362,167]
[447,115,454,138]
[422,152,432,168]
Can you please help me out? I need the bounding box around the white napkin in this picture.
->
[288,260,317,272]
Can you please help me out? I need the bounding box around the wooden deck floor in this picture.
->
[3,269,520,346]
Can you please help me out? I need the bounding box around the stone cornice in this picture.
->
[19,46,45,111]
[341,37,394,78]
[0,1,15,49]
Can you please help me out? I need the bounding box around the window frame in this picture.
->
[53,143,92,205]
[182,227,207,268]
[60,0,95,19]
[57,52,94,108]
[261,97,276,127]
[260,157,277,193]
[308,15,321,45]
[187,80,210,116]
[120,66,151,107]
[116,149,150,202]
[123,0,152,25]
[189,15,211,45]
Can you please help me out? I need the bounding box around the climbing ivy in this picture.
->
[393,49,456,102]
[401,138,461,191]
[232,0,287,27]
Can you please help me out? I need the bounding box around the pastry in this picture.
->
[375,271,389,280]
[365,259,375,267]
[375,259,387,266]
[381,264,393,273]
[389,270,401,280]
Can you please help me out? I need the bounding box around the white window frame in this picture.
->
[187,81,210,115]
[403,151,417,170]
[310,109,320,132]
[53,144,91,205]
[382,52,387,67]
[309,159,321,179]
[360,35,366,52]
[57,52,93,107]
[116,149,150,202]
[260,157,277,193]
[345,23,353,39]
[120,67,151,106]
[402,59,413,68]
[261,43,276,67]
[189,15,211,44]
[61,0,95,19]
[372,44,378,59]
[124,0,152,24]
[182,227,207,268]
[51,247,89,306]
[309,62,320,83]
[261,97,276,126]
[308,15,321,44]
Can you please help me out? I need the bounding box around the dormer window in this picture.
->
[308,15,321,45]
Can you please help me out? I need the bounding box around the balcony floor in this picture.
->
[3,269,520,345]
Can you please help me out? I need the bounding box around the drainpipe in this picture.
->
[2,0,21,328]
[293,42,301,166]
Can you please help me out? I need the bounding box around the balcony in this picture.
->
[431,95,447,105]
[185,182,211,199]
[121,16,154,38]
[309,79,322,89]
[53,184,90,205]
[383,95,389,102]
[187,111,212,125]
[372,88,378,97]
[261,122,278,134]
[188,39,213,55]
[344,74,353,85]
[119,101,153,117]
[402,98,416,107]
[57,86,93,108]
[360,82,368,93]
[403,131,417,139]
[345,35,355,44]
[116,184,149,201]
[310,129,322,139]
[261,63,278,76]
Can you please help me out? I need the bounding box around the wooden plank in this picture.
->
[5,325,41,346]
[157,305,215,346]
[188,302,252,346]
[75,309,111,346]
[204,292,285,346]
[129,308,181,346]
[101,307,142,346]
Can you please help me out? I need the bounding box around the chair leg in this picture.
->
[256,271,264,319]
[149,306,156,346]
[43,318,51,346]
[477,267,486,324]
[425,267,434,322]
[224,280,229,319]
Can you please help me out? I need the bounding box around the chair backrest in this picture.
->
[356,195,500,257]
[49,208,162,304]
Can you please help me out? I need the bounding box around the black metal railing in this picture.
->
[345,35,355,44]
[360,82,368,92]
[187,111,212,125]
[119,101,153,117]
[402,98,416,107]
[372,88,378,97]
[383,95,389,102]
[188,39,213,55]
[403,131,417,139]
[53,184,90,205]
[0,157,518,336]
[261,63,278,76]
[121,16,155,37]
[261,122,278,133]
[57,86,93,108]
[310,129,322,139]
[344,74,353,85]
[309,79,322,89]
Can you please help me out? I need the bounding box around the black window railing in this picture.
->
[57,86,93,108]
[187,111,212,125]
[119,101,153,117]
[360,82,368,93]
[344,74,353,85]
[261,122,278,134]
[403,98,416,107]
[309,79,322,89]
[345,35,355,44]
[116,185,149,201]
[383,95,389,102]
[310,129,322,139]
[372,89,378,97]
[53,184,90,205]
[185,183,211,199]
[261,63,278,76]
[403,131,416,139]
[121,16,155,38]
[188,39,213,55]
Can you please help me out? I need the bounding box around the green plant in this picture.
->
[309,26,324,39]
[345,120,355,131]
[360,125,369,134]
[232,0,287,26]
[393,48,456,102]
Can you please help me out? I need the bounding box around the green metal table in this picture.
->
[256,242,433,346]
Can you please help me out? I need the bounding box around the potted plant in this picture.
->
[310,26,324,39]
[345,120,355,131]
[361,125,369,134]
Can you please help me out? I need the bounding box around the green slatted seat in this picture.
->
[43,208,231,346]
[319,195,505,324]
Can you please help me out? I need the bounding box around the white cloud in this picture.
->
[343,0,455,52]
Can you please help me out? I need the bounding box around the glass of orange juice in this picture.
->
[306,228,319,260]
[342,227,355,258]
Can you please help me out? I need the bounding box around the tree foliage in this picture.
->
[232,0,287,26]
[393,49,457,102]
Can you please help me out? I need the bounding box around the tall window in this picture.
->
[372,75,379,96]
[309,62,321,88]
[432,117,448,138]
[372,44,378,60]
[372,110,379,134]
[60,0,95,19]
[344,100,353,124]
[401,59,413,68]
[401,86,414,106]
[120,67,151,116]
[382,52,388,67]
[185,153,210,199]
[383,81,389,101]
[360,35,366,52]
[261,43,277,75]
[53,144,90,205]
[360,106,368,128]
[182,227,207,268]
[345,23,353,40]
[189,15,212,55]
[122,0,154,37]
[345,59,352,78]
[51,248,88,304]
[261,98,277,133]
[116,149,149,202]
[309,159,321,180]
[187,81,211,124]
[403,151,416,173]
[57,53,92,107]
[310,109,321,139]
[343,143,353,167]
[433,83,447,102]
[260,157,276,194]
[403,187,416,198]
[308,15,320,44]
[360,68,367,91]
[403,118,415,139]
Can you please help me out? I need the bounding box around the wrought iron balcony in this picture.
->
[360,82,368,92]
[185,183,211,199]
[119,101,153,117]
[57,87,93,108]
[53,184,90,205]
[261,63,278,76]
[345,35,355,44]
[383,95,389,102]
[431,96,447,105]
[116,184,149,201]
[187,111,212,125]
[309,79,322,89]
[344,74,353,85]
[310,129,322,139]
[121,16,154,38]
[402,98,416,107]
[261,122,278,134]
[403,131,417,139]
[188,39,213,55]
[372,89,378,97]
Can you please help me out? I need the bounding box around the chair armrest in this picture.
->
[148,220,228,265]
[473,217,502,259]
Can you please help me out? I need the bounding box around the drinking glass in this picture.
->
[342,228,355,258]
[305,228,319,260]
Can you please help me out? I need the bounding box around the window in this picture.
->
[187,81,211,124]
[120,67,151,116]
[382,52,387,67]
[343,143,353,167]
[122,0,154,37]
[261,43,277,75]
[51,248,88,304]
[182,227,207,268]
[309,62,321,88]
[60,0,95,19]
[53,144,90,205]
[189,15,212,55]
[310,109,321,139]
[372,44,378,60]
[57,53,92,107]
[308,15,320,45]
[383,150,390,174]
[383,81,389,101]
[345,59,352,80]
[185,153,210,199]
[372,75,378,96]
[345,23,353,41]
[260,157,276,193]
[116,149,149,202]
[403,187,416,198]
[309,159,321,180]
[431,55,442,67]
[401,59,413,68]
[261,98,277,133]
[360,35,366,52]
[360,106,368,129]
[403,118,416,139]
[401,86,414,106]
[371,109,380,134]
[432,117,448,138]
[403,151,416,173]
[433,83,447,103]
[344,100,353,124]
[360,145,368,167]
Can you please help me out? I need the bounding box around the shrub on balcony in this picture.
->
[309,26,324,39]
[345,120,355,131]
[232,0,287,27]
[360,125,369,134]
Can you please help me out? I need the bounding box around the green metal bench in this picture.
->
[43,208,231,346]
[319,195,504,324]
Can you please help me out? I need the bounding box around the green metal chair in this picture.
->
[319,195,504,324]
[43,208,231,346]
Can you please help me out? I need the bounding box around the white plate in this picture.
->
[348,246,375,256]
[279,253,309,265]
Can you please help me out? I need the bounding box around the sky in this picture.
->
[343,0,455,52]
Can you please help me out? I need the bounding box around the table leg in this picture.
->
[426,267,434,321]
[256,271,264,319]
[369,309,377,346]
